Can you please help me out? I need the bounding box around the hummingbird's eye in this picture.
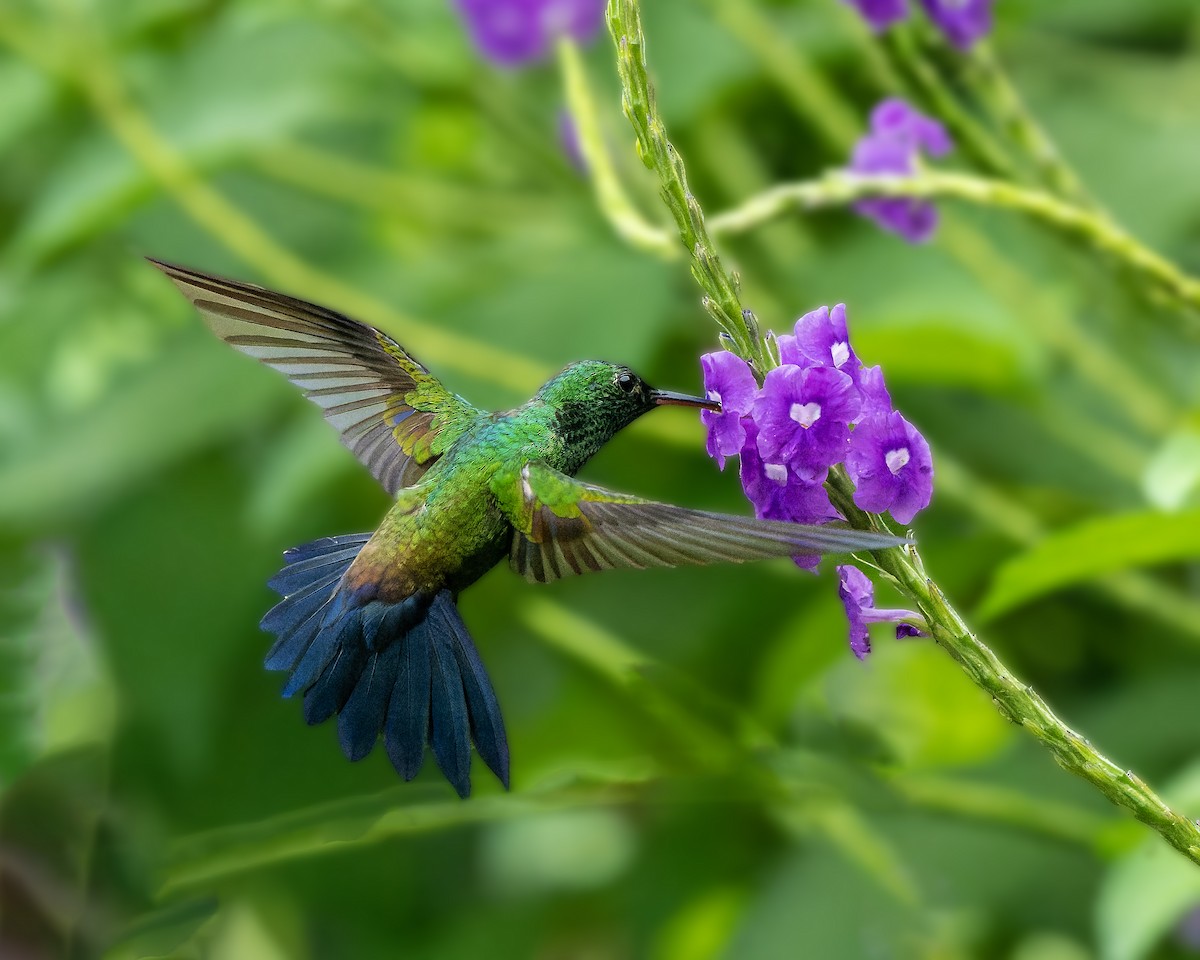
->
[616,372,637,393]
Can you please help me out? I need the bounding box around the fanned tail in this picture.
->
[261,535,509,798]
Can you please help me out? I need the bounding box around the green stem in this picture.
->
[878,27,1016,180]
[826,472,1200,868]
[608,4,768,369]
[708,169,1200,338]
[556,38,676,258]
[963,42,1095,208]
[607,0,1200,868]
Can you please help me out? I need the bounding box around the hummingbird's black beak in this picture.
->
[650,389,721,412]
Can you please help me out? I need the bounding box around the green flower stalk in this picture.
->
[706,169,1200,328]
[606,0,1200,867]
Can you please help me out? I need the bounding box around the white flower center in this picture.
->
[831,341,850,368]
[707,389,721,403]
[764,463,788,485]
[885,447,911,475]
[789,402,821,428]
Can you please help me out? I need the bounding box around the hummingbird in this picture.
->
[149,259,901,798]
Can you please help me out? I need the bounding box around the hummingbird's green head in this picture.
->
[535,361,718,469]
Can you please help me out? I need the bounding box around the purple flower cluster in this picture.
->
[453,0,607,68]
[843,0,994,50]
[702,305,933,657]
[849,99,952,244]
[701,304,933,577]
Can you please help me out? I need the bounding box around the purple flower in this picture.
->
[700,351,758,469]
[454,0,607,68]
[845,410,933,524]
[776,304,862,384]
[919,0,994,50]
[740,424,841,571]
[848,99,952,244]
[837,565,928,659]
[841,0,909,31]
[857,364,893,420]
[868,99,953,156]
[753,365,861,481]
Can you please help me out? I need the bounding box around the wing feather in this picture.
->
[493,462,904,584]
[149,259,482,493]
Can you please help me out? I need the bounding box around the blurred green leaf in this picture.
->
[161,781,643,898]
[976,507,1200,621]
[855,323,1029,395]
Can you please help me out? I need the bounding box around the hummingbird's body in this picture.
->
[349,398,569,603]
[151,260,901,797]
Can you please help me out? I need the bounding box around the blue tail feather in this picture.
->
[282,533,372,565]
[429,631,472,797]
[268,546,364,594]
[282,599,360,698]
[435,602,511,788]
[262,536,510,797]
[303,638,366,725]
[386,619,433,781]
[339,641,402,761]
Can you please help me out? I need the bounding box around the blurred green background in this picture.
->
[2,0,1200,957]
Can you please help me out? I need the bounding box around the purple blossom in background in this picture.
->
[842,0,994,48]
[837,565,928,659]
[700,351,757,469]
[753,365,860,481]
[868,99,953,155]
[454,0,607,68]
[1177,904,1200,951]
[841,0,909,31]
[919,0,994,50]
[849,99,953,244]
[845,410,934,524]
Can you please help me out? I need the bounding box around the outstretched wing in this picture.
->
[149,259,483,493]
[492,462,904,584]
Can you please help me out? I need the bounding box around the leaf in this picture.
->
[854,324,1028,395]
[976,507,1200,621]
[1096,758,1200,960]
[160,781,643,897]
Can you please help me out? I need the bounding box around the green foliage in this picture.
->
[978,507,1200,621]
[0,0,1198,957]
